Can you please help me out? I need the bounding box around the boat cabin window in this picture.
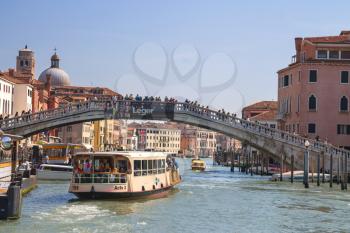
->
[94,157,113,173]
[147,160,153,175]
[134,160,141,176]
[134,159,166,176]
[115,159,128,173]
[142,160,147,176]
[74,157,92,173]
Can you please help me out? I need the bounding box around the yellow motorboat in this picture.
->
[191,159,206,171]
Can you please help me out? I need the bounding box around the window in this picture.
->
[141,160,147,176]
[147,160,153,175]
[67,126,72,132]
[308,123,316,134]
[133,160,141,176]
[337,124,350,135]
[283,75,289,87]
[329,51,339,59]
[340,96,348,112]
[308,95,317,111]
[341,51,350,59]
[20,60,24,67]
[309,70,317,82]
[298,71,301,81]
[297,95,300,113]
[341,71,349,84]
[317,50,327,59]
[152,160,158,174]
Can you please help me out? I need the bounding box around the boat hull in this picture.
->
[71,185,174,199]
[37,170,72,180]
[191,167,205,171]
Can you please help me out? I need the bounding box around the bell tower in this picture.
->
[16,45,35,79]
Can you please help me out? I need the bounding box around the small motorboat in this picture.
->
[271,170,330,182]
[191,159,206,171]
[37,164,73,180]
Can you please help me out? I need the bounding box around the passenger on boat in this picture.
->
[83,159,92,173]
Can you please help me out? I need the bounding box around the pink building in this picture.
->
[277,31,350,149]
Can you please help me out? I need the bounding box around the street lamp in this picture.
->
[304,140,310,188]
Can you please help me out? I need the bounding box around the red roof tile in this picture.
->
[243,101,277,111]
[250,110,277,121]
[305,35,350,44]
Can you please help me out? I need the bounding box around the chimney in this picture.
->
[340,30,350,36]
[295,37,303,63]
[8,68,15,77]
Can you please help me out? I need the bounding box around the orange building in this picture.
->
[277,31,350,148]
[241,101,277,120]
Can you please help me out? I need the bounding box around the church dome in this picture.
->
[38,51,71,86]
[39,67,71,86]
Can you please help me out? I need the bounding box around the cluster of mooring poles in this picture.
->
[230,140,348,190]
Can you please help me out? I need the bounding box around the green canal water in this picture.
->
[1,158,350,233]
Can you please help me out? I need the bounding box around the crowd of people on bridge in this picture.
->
[117,94,178,103]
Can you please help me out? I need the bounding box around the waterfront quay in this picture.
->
[1,159,349,233]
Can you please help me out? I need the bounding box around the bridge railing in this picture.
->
[174,102,350,158]
[0,101,109,130]
[0,99,349,158]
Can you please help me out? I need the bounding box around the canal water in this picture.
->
[1,158,350,233]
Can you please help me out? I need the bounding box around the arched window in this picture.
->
[308,95,317,111]
[340,96,348,112]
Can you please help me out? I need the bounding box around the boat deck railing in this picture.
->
[73,173,127,184]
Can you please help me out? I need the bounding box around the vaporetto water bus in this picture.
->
[69,151,181,199]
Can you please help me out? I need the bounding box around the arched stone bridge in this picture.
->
[0,100,349,170]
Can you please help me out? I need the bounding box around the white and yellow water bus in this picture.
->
[191,159,206,171]
[69,151,181,199]
[41,143,87,164]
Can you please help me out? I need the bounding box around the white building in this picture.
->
[13,83,33,114]
[139,127,181,153]
[0,75,14,116]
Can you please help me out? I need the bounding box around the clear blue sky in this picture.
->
[1,1,349,113]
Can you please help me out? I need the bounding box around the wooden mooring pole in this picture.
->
[230,150,234,173]
[304,149,309,188]
[238,152,241,172]
[291,154,294,184]
[337,156,340,185]
[330,153,333,188]
[280,154,283,181]
[260,154,264,176]
[245,148,248,175]
[322,151,325,183]
[345,153,348,190]
[317,152,320,186]
[250,152,253,176]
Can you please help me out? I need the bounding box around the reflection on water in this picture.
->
[1,158,350,233]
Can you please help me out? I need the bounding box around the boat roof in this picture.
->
[74,151,170,159]
[39,164,73,168]
[41,143,87,149]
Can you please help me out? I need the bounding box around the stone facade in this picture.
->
[180,124,216,158]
